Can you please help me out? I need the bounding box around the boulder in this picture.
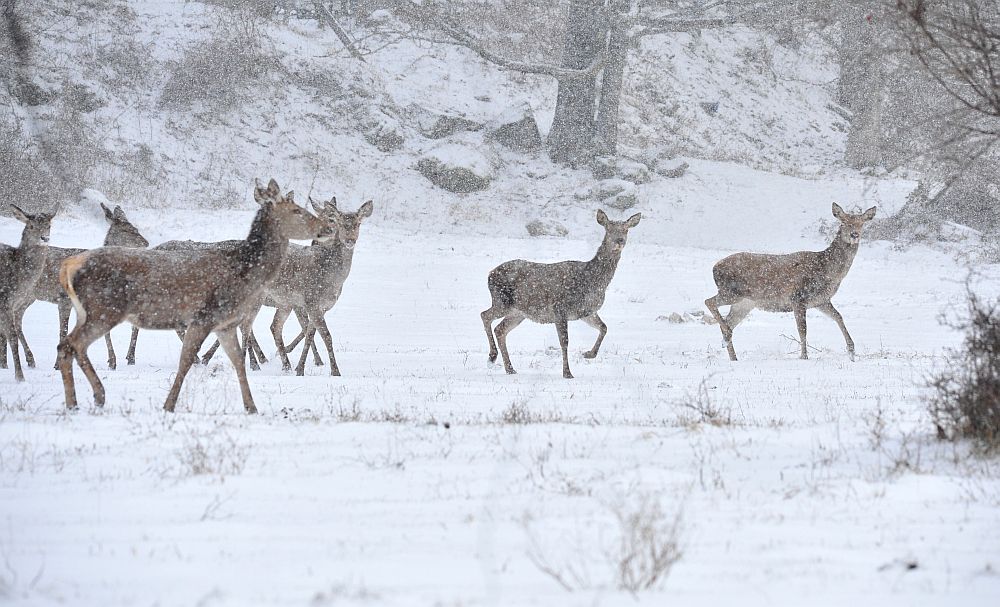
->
[417,143,494,193]
[594,178,635,200]
[591,156,651,183]
[419,114,483,140]
[364,114,405,152]
[526,218,569,238]
[654,158,689,179]
[487,111,542,152]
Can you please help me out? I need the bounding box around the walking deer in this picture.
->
[57,179,333,413]
[481,209,641,379]
[3,203,149,371]
[1,206,54,380]
[705,202,876,361]
[263,196,373,376]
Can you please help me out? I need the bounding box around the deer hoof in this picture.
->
[563,371,574,379]
[488,351,498,363]
[504,367,517,375]
[582,351,597,359]
[245,405,259,415]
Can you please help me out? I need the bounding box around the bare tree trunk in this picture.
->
[547,0,605,164]
[594,1,629,157]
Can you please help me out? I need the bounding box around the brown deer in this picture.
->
[3,203,149,371]
[0,206,54,381]
[705,202,876,361]
[481,209,641,379]
[264,196,373,376]
[57,179,333,413]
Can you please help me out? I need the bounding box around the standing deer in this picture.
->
[0,206,54,381]
[264,196,373,376]
[481,209,641,379]
[4,203,149,371]
[57,179,333,413]
[705,202,876,361]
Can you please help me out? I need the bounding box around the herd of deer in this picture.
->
[0,177,876,414]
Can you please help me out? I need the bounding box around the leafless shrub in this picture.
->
[677,377,732,427]
[159,6,281,113]
[526,495,683,593]
[611,496,683,593]
[0,118,60,213]
[497,401,576,425]
[929,292,1000,452]
[176,428,250,478]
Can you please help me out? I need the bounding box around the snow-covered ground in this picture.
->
[2,162,1000,605]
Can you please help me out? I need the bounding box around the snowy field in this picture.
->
[2,165,1000,606]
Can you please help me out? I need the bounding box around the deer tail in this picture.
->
[60,253,90,324]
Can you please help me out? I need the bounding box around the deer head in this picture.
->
[596,209,641,255]
[832,203,876,244]
[254,178,333,242]
[310,196,373,250]
[10,205,54,245]
[101,203,149,248]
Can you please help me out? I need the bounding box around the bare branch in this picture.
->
[385,0,604,79]
[315,2,366,62]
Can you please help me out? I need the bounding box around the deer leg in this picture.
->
[817,302,855,361]
[480,303,505,363]
[60,318,117,408]
[126,326,139,365]
[294,326,317,377]
[163,324,211,413]
[15,307,34,368]
[289,308,321,366]
[793,303,809,360]
[249,329,268,365]
[105,332,117,370]
[1,310,25,381]
[555,316,573,379]
[241,323,260,372]
[54,298,72,370]
[725,298,756,330]
[201,339,221,366]
[312,313,341,377]
[580,313,607,359]
[270,307,293,372]
[0,333,7,368]
[216,326,258,415]
[494,313,525,375]
[705,294,738,361]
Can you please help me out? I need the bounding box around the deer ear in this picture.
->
[832,202,846,220]
[285,190,295,203]
[100,202,114,221]
[861,206,876,221]
[266,178,280,196]
[9,205,30,223]
[328,196,338,210]
[113,206,127,221]
[308,196,323,213]
[359,200,373,218]
[624,213,641,228]
[596,209,609,227]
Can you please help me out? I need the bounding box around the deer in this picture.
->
[197,196,373,376]
[2,203,149,371]
[480,209,641,379]
[0,205,54,381]
[56,178,333,414]
[704,202,876,362]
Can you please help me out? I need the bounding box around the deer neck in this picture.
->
[586,235,622,289]
[235,207,289,283]
[820,226,860,280]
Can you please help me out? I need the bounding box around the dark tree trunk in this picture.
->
[594,1,630,157]
[547,0,605,164]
